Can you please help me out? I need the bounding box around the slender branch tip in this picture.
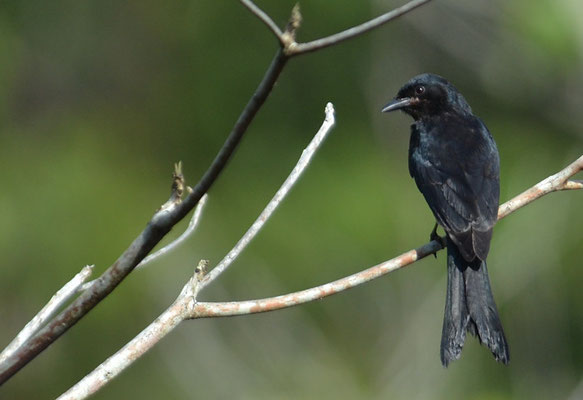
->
[325,102,335,120]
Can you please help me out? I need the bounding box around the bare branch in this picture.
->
[57,103,334,400]
[498,155,583,219]
[137,194,208,270]
[75,194,207,295]
[56,293,187,400]
[0,49,289,386]
[57,262,210,400]
[76,194,207,294]
[287,0,433,56]
[240,0,285,44]
[184,155,583,320]
[193,241,439,318]
[0,265,94,365]
[193,154,583,317]
[59,152,582,400]
[175,49,288,220]
[2,0,435,385]
[200,103,336,289]
[239,0,433,57]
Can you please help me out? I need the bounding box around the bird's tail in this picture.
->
[440,237,510,366]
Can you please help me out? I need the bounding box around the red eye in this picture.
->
[415,86,425,95]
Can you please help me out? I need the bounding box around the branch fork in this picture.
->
[241,0,433,57]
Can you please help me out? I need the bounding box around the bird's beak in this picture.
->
[381,97,415,113]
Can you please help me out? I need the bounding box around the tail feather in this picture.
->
[465,261,510,364]
[440,237,509,366]
[440,243,470,366]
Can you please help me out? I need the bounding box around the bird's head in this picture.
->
[382,73,472,120]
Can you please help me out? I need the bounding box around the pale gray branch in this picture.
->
[77,195,207,293]
[0,0,435,385]
[288,0,432,56]
[199,102,336,290]
[137,194,208,270]
[58,102,337,400]
[239,0,433,57]
[498,155,583,219]
[0,265,94,365]
[58,147,582,400]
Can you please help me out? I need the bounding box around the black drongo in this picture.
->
[382,73,509,366]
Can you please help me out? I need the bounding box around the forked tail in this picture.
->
[440,237,510,366]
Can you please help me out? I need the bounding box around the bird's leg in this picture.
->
[429,222,447,258]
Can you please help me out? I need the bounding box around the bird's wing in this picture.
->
[409,118,499,261]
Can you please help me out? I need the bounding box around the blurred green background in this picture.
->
[1,0,582,399]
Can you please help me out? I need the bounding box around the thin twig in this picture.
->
[240,0,284,44]
[59,153,582,400]
[0,265,94,365]
[175,49,289,221]
[57,261,209,400]
[76,194,207,293]
[0,0,435,384]
[57,294,187,400]
[193,241,439,318]
[193,155,583,317]
[137,194,208,270]
[0,49,289,386]
[200,102,336,289]
[498,155,583,219]
[288,0,433,56]
[57,103,336,400]
[239,0,433,57]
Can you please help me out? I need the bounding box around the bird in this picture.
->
[381,73,509,366]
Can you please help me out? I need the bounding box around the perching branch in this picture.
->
[191,156,583,317]
[190,154,583,316]
[498,155,583,219]
[59,146,582,400]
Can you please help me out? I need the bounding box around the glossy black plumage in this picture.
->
[382,73,509,366]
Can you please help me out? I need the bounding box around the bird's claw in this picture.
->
[429,223,447,258]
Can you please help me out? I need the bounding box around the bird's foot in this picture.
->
[429,223,447,258]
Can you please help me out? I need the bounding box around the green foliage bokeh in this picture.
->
[1,1,582,399]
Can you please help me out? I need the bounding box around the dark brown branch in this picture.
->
[173,49,288,222]
[0,49,289,386]
[0,0,433,385]
[240,0,285,44]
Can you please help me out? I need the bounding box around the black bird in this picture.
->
[382,73,509,366]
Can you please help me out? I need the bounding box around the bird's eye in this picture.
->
[415,86,425,96]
